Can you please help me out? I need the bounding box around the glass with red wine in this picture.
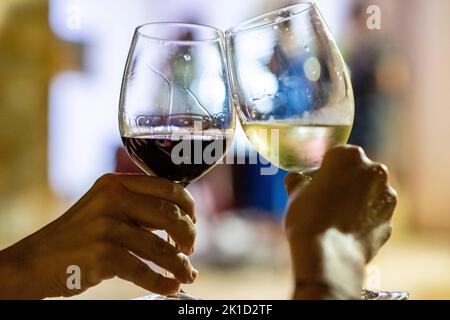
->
[119,23,235,299]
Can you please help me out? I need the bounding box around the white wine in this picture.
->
[243,122,352,172]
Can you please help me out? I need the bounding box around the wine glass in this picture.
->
[119,22,235,299]
[226,2,354,176]
[226,3,408,300]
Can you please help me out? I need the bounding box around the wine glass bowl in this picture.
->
[226,3,354,173]
[119,23,234,185]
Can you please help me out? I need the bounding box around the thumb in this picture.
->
[284,172,310,196]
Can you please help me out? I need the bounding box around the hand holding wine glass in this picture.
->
[284,146,397,299]
[0,174,197,299]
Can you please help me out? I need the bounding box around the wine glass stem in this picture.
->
[301,169,317,181]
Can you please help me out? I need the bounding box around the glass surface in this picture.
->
[225,4,407,299]
[119,22,235,299]
[226,3,354,173]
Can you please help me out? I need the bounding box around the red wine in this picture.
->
[122,134,230,184]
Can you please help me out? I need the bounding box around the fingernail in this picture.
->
[183,214,193,224]
[167,204,182,221]
[191,268,198,281]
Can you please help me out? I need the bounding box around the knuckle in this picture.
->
[180,216,196,245]
[152,177,178,196]
[369,163,389,183]
[94,175,125,207]
[323,145,365,167]
[152,178,195,217]
[175,254,192,280]
[96,173,117,188]
[161,201,182,222]
[344,146,365,163]
[100,174,123,192]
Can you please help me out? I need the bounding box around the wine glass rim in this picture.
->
[226,2,314,36]
[135,22,224,44]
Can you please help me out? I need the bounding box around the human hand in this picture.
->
[284,146,397,299]
[0,174,197,299]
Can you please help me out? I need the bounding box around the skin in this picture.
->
[0,145,396,300]
[0,174,198,299]
[284,145,397,299]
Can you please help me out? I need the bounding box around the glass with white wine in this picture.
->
[226,3,409,300]
[226,2,354,175]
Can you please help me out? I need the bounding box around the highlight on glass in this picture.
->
[226,2,354,175]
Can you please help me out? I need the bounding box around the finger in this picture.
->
[366,187,397,222]
[380,222,393,247]
[112,248,181,295]
[363,163,396,222]
[285,172,310,196]
[119,190,196,254]
[98,174,196,222]
[367,162,389,187]
[322,145,369,169]
[120,175,195,221]
[383,186,398,220]
[110,223,198,283]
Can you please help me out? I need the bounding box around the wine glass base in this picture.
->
[361,289,409,300]
[137,290,408,300]
[136,291,200,300]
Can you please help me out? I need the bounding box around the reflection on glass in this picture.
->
[226,3,354,173]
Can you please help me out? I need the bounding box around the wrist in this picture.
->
[0,244,42,299]
[288,234,324,281]
[0,248,24,298]
[289,228,365,299]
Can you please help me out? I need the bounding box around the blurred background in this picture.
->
[0,0,449,299]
